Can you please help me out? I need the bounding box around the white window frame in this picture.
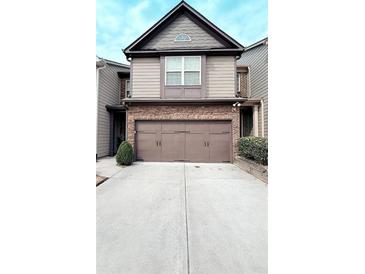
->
[237,72,241,92]
[125,79,130,98]
[165,56,201,86]
[175,33,191,42]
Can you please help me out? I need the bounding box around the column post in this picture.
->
[253,105,259,137]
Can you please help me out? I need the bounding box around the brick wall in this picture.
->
[127,105,240,157]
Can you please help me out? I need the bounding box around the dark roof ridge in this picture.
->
[96,56,130,68]
[244,37,268,51]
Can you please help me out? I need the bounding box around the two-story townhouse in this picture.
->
[117,0,266,163]
[237,38,268,138]
[96,57,129,158]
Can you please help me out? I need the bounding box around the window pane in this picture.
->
[184,56,200,71]
[175,33,191,41]
[236,73,240,91]
[184,72,200,85]
[166,72,182,85]
[166,57,182,71]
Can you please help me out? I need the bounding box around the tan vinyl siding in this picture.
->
[97,63,122,157]
[132,58,160,98]
[206,56,235,98]
[142,14,225,50]
[238,43,268,137]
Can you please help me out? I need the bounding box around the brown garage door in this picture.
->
[135,120,231,163]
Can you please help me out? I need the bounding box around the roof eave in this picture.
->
[125,48,244,59]
[122,97,247,105]
[244,37,268,51]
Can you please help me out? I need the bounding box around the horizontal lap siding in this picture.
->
[97,64,122,157]
[142,14,224,50]
[206,56,235,98]
[132,58,160,98]
[238,44,268,137]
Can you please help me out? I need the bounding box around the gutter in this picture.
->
[122,98,247,105]
[125,48,244,58]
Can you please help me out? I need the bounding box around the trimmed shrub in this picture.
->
[116,141,134,166]
[238,137,268,165]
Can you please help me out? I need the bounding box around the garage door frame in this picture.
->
[134,119,233,163]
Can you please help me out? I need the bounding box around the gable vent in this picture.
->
[175,33,191,42]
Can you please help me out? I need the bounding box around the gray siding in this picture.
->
[142,14,225,50]
[206,56,235,98]
[131,58,160,98]
[238,44,268,137]
[97,63,123,157]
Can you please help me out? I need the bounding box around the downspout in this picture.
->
[96,60,106,159]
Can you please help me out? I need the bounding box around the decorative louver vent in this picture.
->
[175,33,191,41]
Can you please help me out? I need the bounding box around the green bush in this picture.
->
[116,141,134,166]
[238,137,268,165]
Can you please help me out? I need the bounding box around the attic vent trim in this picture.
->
[175,33,191,42]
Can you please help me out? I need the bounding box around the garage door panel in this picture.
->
[185,122,210,134]
[161,133,185,161]
[209,133,231,162]
[136,133,160,161]
[161,121,186,133]
[209,122,231,133]
[136,121,161,133]
[185,133,209,162]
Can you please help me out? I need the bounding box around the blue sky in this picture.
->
[96,0,267,64]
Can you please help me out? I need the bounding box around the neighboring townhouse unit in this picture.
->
[237,38,268,138]
[96,57,130,158]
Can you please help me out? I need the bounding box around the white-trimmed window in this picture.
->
[165,56,201,86]
[175,33,191,41]
[237,72,241,92]
[125,79,131,98]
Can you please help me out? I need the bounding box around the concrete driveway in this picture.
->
[97,161,267,274]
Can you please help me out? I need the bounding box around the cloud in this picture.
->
[96,0,148,62]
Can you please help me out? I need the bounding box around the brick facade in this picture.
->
[127,105,240,158]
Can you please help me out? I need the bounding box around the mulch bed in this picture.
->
[96,175,108,186]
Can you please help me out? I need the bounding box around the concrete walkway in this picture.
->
[96,161,267,274]
[96,156,124,178]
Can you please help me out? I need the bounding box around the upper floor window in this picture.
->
[175,33,191,42]
[125,80,131,98]
[165,56,201,86]
[237,72,241,92]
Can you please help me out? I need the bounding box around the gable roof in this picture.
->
[96,56,130,72]
[124,1,244,58]
[244,37,268,51]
